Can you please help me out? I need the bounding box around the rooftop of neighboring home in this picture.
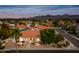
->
[21,29,40,38]
[16,24,26,29]
[8,24,15,26]
[31,25,49,29]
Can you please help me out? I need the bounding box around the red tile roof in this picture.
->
[21,30,40,38]
[31,25,49,29]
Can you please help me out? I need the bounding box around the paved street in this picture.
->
[56,29,79,48]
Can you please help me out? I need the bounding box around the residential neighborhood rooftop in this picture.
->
[21,29,40,38]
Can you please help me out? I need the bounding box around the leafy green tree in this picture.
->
[40,29,64,44]
[40,29,56,44]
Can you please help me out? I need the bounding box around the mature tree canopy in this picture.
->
[40,29,64,44]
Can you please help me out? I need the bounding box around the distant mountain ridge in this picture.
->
[0,14,79,20]
[31,14,79,20]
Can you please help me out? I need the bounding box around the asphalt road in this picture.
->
[56,29,79,48]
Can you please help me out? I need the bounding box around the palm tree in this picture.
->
[11,28,21,53]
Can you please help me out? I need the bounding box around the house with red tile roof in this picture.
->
[20,29,40,44]
[31,25,49,30]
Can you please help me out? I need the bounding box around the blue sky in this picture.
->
[0,5,79,18]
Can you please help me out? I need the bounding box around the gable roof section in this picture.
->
[21,30,40,38]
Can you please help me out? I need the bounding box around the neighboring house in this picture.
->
[21,29,40,44]
[16,24,27,30]
[9,24,15,29]
[31,25,49,30]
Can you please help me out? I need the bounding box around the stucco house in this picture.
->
[20,29,40,44]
